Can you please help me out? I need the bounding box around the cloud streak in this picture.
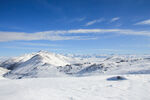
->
[17,42,60,47]
[85,18,104,26]
[0,31,97,42]
[110,17,120,22]
[135,19,150,25]
[0,28,150,42]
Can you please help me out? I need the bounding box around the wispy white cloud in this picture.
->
[110,17,120,22]
[3,46,66,51]
[67,29,150,36]
[0,28,150,42]
[76,17,86,22]
[85,18,104,26]
[0,31,97,42]
[17,42,60,47]
[92,48,133,52]
[3,46,43,50]
[134,19,150,25]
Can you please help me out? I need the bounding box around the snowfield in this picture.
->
[0,51,150,100]
[0,75,150,100]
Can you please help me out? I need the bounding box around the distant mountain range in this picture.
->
[1,51,150,79]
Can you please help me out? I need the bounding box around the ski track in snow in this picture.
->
[0,75,150,100]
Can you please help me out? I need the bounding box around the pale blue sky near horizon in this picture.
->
[1,0,150,56]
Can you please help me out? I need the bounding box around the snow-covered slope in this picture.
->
[56,55,150,76]
[1,51,150,79]
[76,55,150,76]
[0,67,9,79]
[0,51,75,69]
[2,51,77,79]
[0,75,150,100]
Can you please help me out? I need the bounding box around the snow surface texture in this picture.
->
[0,75,150,100]
[0,51,150,100]
[1,51,150,79]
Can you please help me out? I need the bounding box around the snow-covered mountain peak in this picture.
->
[0,51,73,69]
[28,51,70,66]
[1,51,75,79]
[1,51,150,79]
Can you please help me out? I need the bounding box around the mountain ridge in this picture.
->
[1,51,150,79]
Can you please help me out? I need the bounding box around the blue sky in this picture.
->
[1,0,150,56]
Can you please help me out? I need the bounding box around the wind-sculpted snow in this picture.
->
[1,51,150,79]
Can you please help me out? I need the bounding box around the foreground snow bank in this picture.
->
[0,75,150,100]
